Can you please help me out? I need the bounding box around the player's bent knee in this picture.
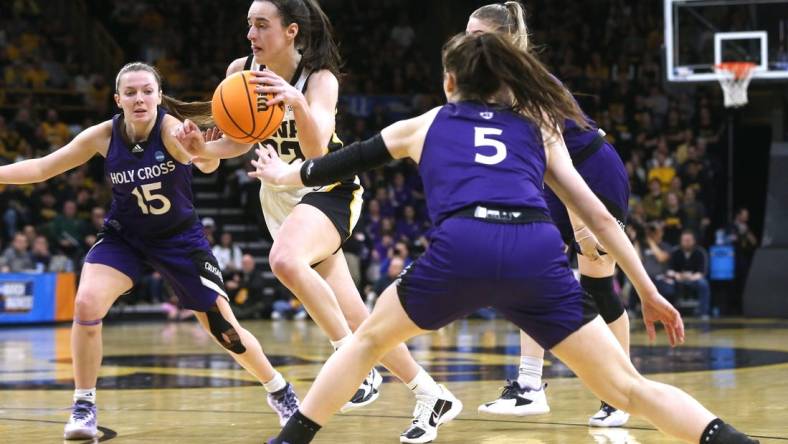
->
[269,248,303,282]
[354,327,390,358]
[581,275,625,324]
[74,292,105,322]
[205,307,247,354]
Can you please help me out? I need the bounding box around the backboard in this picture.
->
[665,0,788,82]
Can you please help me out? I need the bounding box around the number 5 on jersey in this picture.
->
[131,182,171,215]
[474,127,507,165]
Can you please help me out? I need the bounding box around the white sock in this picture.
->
[263,371,287,393]
[406,367,442,397]
[517,356,543,390]
[74,388,96,404]
[330,334,351,351]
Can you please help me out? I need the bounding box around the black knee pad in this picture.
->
[205,307,247,354]
[580,275,625,324]
[702,418,760,444]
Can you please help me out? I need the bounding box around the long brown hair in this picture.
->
[442,33,585,132]
[471,1,529,52]
[257,0,342,76]
[114,62,214,127]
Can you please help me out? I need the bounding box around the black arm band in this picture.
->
[300,133,394,187]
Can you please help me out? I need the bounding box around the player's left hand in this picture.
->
[641,293,685,347]
[249,145,302,186]
[249,69,305,108]
[204,126,223,142]
[172,119,206,157]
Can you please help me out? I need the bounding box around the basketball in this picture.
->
[211,70,284,143]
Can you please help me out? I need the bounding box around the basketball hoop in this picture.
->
[714,62,756,108]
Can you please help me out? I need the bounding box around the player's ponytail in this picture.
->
[160,95,214,128]
[115,62,214,127]
[442,33,586,132]
[471,1,530,52]
[262,0,342,76]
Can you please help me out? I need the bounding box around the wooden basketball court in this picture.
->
[1,318,787,443]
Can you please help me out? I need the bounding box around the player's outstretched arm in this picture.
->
[249,107,441,187]
[172,119,253,160]
[0,121,107,184]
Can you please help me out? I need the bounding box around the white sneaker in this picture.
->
[589,402,630,427]
[63,400,98,440]
[477,380,550,416]
[400,385,463,443]
[589,428,642,444]
[293,310,307,321]
[340,367,382,413]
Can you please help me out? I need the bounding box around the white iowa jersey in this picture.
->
[245,57,344,167]
[243,57,356,237]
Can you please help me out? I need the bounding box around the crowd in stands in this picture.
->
[0,0,761,320]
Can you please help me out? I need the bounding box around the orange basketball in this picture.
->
[211,70,285,143]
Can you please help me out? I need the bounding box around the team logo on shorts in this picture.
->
[204,261,224,282]
[155,151,166,162]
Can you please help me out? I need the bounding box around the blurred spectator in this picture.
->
[641,179,664,221]
[0,115,32,163]
[226,254,271,319]
[663,231,712,318]
[38,109,71,151]
[372,255,405,301]
[660,192,685,246]
[212,231,243,275]
[389,13,415,49]
[727,208,758,299]
[395,205,423,242]
[30,234,74,272]
[0,232,33,272]
[682,187,710,240]
[50,200,85,257]
[201,217,216,245]
[642,222,672,295]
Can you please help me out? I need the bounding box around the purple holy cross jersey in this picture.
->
[419,102,549,225]
[563,117,601,157]
[105,107,196,236]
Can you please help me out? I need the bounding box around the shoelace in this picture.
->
[499,380,524,400]
[280,388,299,412]
[71,402,94,421]
[599,402,616,414]
[409,394,437,429]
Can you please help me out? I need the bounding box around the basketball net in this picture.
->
[714,62,756,108]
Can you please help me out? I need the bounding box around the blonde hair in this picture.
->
[470,1,529,52]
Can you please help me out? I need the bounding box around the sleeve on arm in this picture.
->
[300,133,393,187]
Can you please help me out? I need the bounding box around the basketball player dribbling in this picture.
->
[175,1,460,442]
[0,62,299,440]
[252,33,759,444]
[468,2,633,427]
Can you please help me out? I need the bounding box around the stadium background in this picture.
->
[0,0,784,322]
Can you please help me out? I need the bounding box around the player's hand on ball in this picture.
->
[203,127,223,142]
[250,69,304,107]
[249,145,302,186]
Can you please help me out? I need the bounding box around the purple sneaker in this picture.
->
[267,383,300,427]
[64,400,98,439]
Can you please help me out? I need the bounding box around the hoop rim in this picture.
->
[714,61,757,80]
